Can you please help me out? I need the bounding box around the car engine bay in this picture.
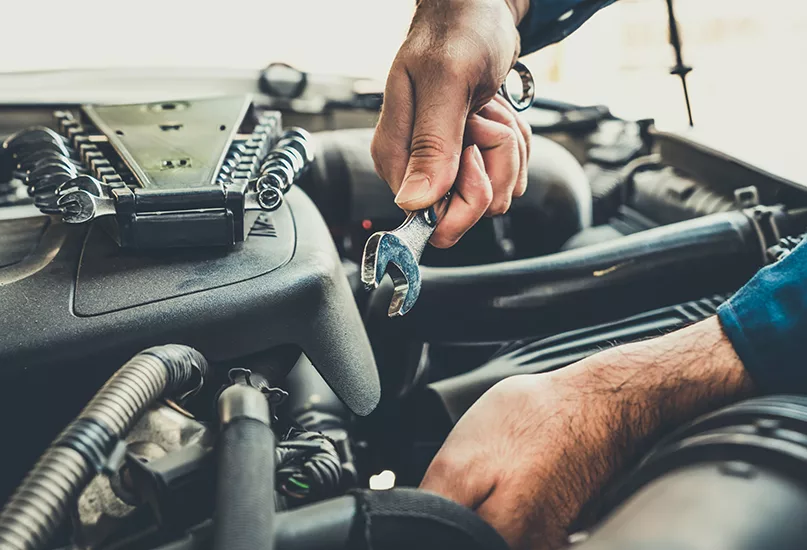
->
[2,66,807,550]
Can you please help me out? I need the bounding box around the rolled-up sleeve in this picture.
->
[718,239,807,394]
[518,0,619,55]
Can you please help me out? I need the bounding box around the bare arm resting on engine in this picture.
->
[422,236,807,548]
[421,316,754,550]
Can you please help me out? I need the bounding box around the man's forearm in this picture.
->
[513,238,807,538]
[579,316,753,434]
[580,237,807,460]
[419,316,755,549]
[553,317,755,510]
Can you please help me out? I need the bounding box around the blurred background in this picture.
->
[3,0,806,133]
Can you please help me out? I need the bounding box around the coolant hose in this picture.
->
[0,345,207,550]
[213,382,276,550]
[367,208,801,344]
[152,489,509,550]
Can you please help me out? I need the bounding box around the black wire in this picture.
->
[275,429,343,501]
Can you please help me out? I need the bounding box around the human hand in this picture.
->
[371,0,532,248]
[420,317,753,549]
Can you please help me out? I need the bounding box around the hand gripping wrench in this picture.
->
[361,200,448,317]
[362,62,535,317]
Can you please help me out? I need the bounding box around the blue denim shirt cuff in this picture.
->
[717,239,807,395]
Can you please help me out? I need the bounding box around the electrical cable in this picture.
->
[275,429,343,502]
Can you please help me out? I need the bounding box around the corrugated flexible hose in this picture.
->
[0,344,208,550]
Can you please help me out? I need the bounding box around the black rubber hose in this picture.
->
[424,295,729,427]
[277,489,508,550]
[150,490,508,550]
[367,208,807,397]
[213,384,275,550]
[367,209,799,344]
[0,345,207,550]
[274,496,355,550]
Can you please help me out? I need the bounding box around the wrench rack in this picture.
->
[0,96,313,248]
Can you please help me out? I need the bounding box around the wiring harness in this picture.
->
[275,428,343,501]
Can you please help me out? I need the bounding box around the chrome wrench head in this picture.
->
[499,61,535,112]
[362,231,422,318]
[361,204,444,318]
[56,187,116,224]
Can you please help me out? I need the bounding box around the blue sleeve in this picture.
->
[717,239,807,394]
[518,0,619,55]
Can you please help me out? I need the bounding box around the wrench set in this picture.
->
[1,124,125,215]
[1,96,313,248]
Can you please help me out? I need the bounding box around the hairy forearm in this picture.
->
[579,316,753,440]
[419,317,752,549]
[548,317,754,527]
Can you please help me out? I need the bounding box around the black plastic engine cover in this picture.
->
[74,210,294,315]
[0,187,380,416]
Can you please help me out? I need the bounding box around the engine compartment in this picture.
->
[2,78,807,550]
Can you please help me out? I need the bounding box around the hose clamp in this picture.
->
[218,385,272,426]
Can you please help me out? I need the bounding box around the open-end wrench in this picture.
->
[361,199,448,317]
[362,62,535,317]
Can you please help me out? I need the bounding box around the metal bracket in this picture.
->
[734,186,760,209]
[744,206,782,265]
